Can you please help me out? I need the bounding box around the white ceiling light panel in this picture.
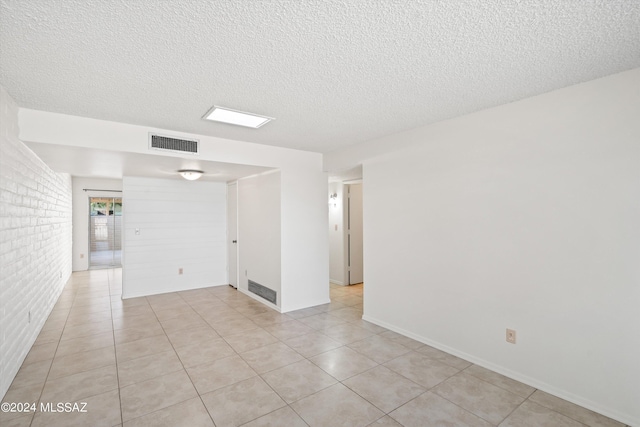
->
[203,106,274,128]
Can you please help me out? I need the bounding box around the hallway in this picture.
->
[0,270,624,426]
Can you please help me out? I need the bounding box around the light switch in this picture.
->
[334,224,338,231]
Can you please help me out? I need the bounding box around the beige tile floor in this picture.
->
[1,269,628,427]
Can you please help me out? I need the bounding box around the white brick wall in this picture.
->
[0,86,72,399]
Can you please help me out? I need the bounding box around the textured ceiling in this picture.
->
[1,0,639,154]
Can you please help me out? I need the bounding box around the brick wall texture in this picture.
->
[0,86,72,398]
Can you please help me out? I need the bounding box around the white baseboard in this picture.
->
[237,287,281,312]
[330,279,345,286]
[122,282,227,300]
[361,314,637,427]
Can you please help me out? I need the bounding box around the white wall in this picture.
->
[0,87,72,399]
[122,177,227,298]
[360,69,640,425]
[347,183,364,285]
[280,165,331,311]
[237,171,281,308]
[328,181,346,285]
[19,111,330,312]
[72,177,123,271]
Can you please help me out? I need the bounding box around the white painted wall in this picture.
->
[347,183,364,285]
[237,171,281,308]
[121,177,227,298]
[280,165,331,311]
[328,181,346,285]
[71,177,123,271]
[18,112,330,311]
[0,87,72,399]
[360,69,640,425]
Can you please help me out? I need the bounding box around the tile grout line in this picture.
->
[14,275,618,426]
[248,287,371,425]
[522,395,597,427]
[27,273,78,427]
[459,363,538,400]
[167,286,358,425]
[428,387,501,426]
[264,285,386,426]
[126,289,218,426]
[25,270,114,426]
[174,289,222,427]
[109,269,125,427]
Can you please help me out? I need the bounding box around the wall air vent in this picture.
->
[248,280,277,305]
[149,133,199,154]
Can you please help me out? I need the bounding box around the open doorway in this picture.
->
[89,197,122,268]
[329,181,363,286]
[329,180,364,318]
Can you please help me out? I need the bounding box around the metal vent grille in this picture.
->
[248,280,277,304]
[149,134,199,154]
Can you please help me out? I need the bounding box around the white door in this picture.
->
[348,184,364,284]
[227,182,238,288]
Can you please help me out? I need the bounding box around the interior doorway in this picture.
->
[89,197,122,269]
[329,181,364,287]
[347,183,363,285]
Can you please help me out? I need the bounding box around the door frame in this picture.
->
[88,196,122,269]
[227,182,238,288]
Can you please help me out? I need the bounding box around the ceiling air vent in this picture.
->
[149,133,199,155]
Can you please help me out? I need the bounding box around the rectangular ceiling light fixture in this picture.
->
[203,106,274,128]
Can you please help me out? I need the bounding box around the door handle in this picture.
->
[232,240,237,243]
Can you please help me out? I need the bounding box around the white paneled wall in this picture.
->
[0,87,72,399]
[122,177,227,298]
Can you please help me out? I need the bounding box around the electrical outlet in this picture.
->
[178,268,183,275]
[245,270,248,276]
[80,253,84,258]
[506,328,516,344]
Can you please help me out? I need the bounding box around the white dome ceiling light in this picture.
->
[178,169,204,181]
